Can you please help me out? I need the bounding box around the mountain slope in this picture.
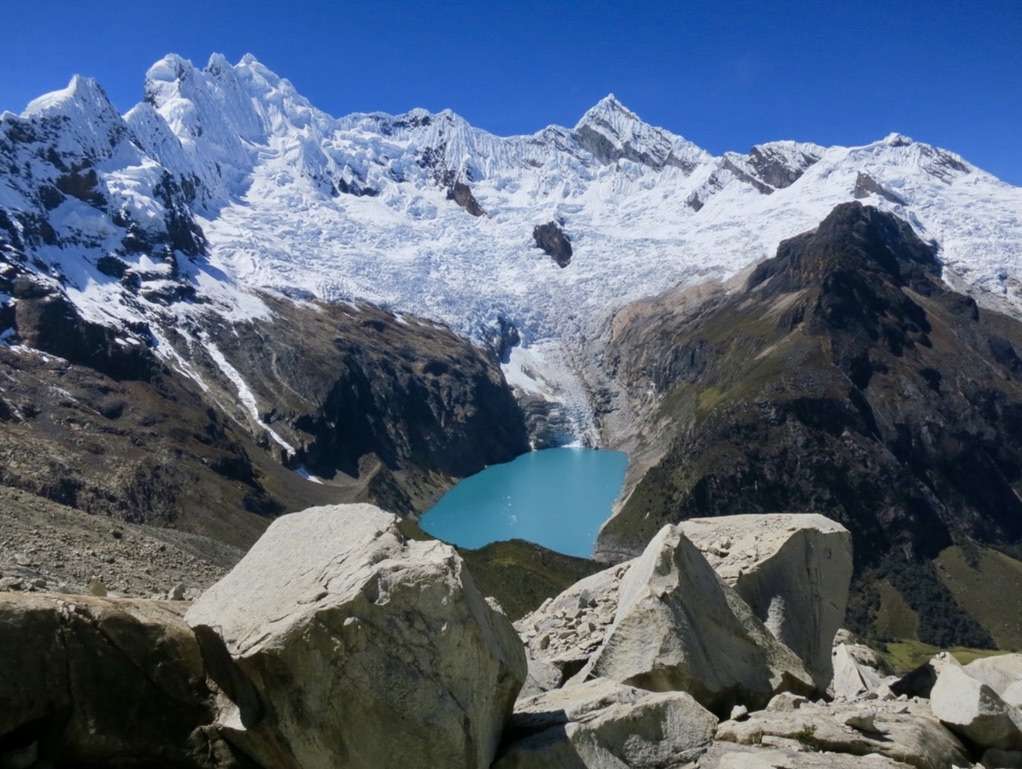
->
[4,54,1021,413]
[596,202,1022,646]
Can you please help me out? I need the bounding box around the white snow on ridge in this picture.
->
[129,53,1016,345]
[2,52,1022,407]
[202,339,295,455]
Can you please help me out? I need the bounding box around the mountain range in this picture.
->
[2,53,1022,644]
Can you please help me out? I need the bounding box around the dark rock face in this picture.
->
[533,221,573,268]
[853,172,907,205]
[483,316,521,364]
[746,144,821,189]
[215,297,529,500]
[573,124,697,172]
[599,202,1022,646]
[0,291,529,546]
[0,593,241,769]
[517,394,576,449]
[12,288,157,381]
[447,180,485,216]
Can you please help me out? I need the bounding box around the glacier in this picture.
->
[2,52,1021,440]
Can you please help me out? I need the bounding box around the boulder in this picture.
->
[494,677,717,769]
[575,524,815,714]
[964,654,1022,697]
[715,698,971,769]
[515,564,625,697]
[831,642,886,700]
[699,742,918,768]
[767,692,809,712]
[532,221,572,268]
[186,504,527,769]
[890,657,942,700]
[680,514,853,689]
[1006,682,1022,709]
[0,592,227,768]
[931,659,1022,750]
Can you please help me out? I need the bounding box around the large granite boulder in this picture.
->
[1006,683,1022,709]
[186,504,526,769]
[494,677,717,768]
[680,514,853,689]
[964,654,1022,698]
[931,658,1022,751]
[0,592,228,768]
[715,698,970,769]
[575,524,815,714]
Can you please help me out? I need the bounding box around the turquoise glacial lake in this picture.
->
[421,447,628,557]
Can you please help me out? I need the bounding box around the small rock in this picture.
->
[844,708,878,733]
[766,692,807,712]
[86,578,107,597]
[165,583,187,601]
[731,704,750,721]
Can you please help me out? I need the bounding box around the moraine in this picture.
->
[421,447,627,557]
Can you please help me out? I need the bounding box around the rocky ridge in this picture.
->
[594,202,1022,646]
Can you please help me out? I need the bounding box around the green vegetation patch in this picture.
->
[882,640,1014,674]
[936,545,1022,650]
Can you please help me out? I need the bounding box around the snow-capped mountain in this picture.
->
[2,52,1021,429]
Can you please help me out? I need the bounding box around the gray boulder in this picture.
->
[186,503,526,769]
[715,698,970,769]
[680,514,853,690]
[0,592,229,768]
[964,654,1022,698]
[699,742,918,768]
[515,565,626,697]
[831,642,886,700]
[576,524,815,714]
[931,658,1022,751]
[1006,682,1022,709]
[494,677,717,769]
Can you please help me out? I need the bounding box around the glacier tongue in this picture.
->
[2,51,1022,446]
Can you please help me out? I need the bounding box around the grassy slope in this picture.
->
[935,545,1022,650]
[882,641,1013,674]
[871,544,1022,670]
[397,519,601,620]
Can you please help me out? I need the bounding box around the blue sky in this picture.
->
[3,0,1020,183]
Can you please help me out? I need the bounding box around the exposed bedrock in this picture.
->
[533,220,573,267]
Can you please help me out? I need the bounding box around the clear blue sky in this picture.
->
[3,0,1020,183]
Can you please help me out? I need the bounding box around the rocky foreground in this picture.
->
[2,505,1021,768]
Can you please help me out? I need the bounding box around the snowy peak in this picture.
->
[573,93,631,129]
[15,75,126,161]
[572,93,709,172]
[22,74,116,121]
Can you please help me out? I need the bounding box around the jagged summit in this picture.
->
[572,92,708,171]
[574,92,632,127]
[22,74,110,117]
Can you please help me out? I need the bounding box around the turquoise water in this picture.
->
[421,447,628,557]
